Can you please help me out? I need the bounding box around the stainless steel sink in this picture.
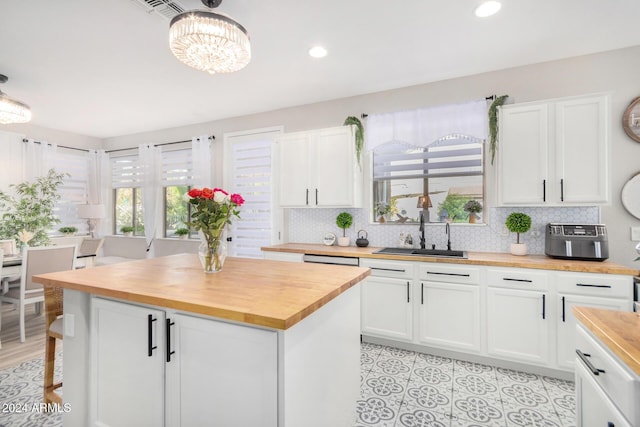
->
[374,247,468,259]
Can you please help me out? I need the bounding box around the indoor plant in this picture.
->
[0,168,67,248]
[505,212,531,255]
[336,212,353,246]
[488,94,508,165]
[463,200,482,224]
[185,187,244,273]
[59,226,78,236]
[175,227,190,239]
[120,225,135,236]
[343,116,364,170]
[375,202,390,223]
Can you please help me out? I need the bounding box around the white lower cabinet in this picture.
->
[575,361,632,427]
[91,297,278,427]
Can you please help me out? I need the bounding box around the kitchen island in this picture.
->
[33,254,370,427]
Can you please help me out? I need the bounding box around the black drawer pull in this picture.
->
[147,314,157,357]
[421,283,424,305]
[576,350,605,376]
[427,271,470,278]
[576,283,612,289]
[166,318,175,363]
[608,422,615,427]
[371,267,406,273]
[406,281,410,303]
[503,277,533,283]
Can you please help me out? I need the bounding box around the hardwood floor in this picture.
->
[0,302,56,370]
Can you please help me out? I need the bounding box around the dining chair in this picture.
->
[0,239,20,292]
[43,285,63,404]
[76,237,104,268]
[0,245,76,343]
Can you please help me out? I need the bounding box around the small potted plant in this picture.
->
[375,202,390,223]
[505,212,531,256]
[58,226,78,236]
[120,225,135,237]
[175,227,190,239]
[463,200,483,224]
[336,212,353,246]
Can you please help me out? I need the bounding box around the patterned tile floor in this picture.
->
[355,343,576,427]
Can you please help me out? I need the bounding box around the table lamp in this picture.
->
[77,204,105,238]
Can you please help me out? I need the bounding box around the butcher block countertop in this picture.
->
[574,306,640,376]
[32,254,370,330]
[262,243,639,276]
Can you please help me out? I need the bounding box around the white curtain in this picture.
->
[24,139,57,181]
[191,135,211,188]
[365,99,488,151]
[86,149,111,237]
[139,144,162,256]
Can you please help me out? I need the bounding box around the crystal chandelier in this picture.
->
[0,74,32,124]
[169,0,250,74]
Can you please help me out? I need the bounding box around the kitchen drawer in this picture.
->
[360,258,414,279]
[418,264,480,285]
[486,267,549,291]
[556,272,633,299]
[576,324,640,425]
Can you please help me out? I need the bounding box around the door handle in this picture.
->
[316,188,318,205]
[542,179,546,202]
[147,314,157,357]
[542,294,546,320]
[560,178,564,202]
[561,296,565,322]
[166,318,175,363]
[305,188,309,205]
[406,281,410,303]
[421,283,424,305]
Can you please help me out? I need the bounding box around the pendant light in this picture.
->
[169,0,250,74]
[0,74,32,124]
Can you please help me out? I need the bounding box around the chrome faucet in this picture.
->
[419,211,426,249]
[445,222,451,251]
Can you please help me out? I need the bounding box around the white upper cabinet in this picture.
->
[275,125,362,208]
[497,94,610,206]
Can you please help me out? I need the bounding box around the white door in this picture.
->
[498,103,549,205]
[556,294,628,369]
[165,313,278,427]
[487,287,550,365]
[361,276,413,341]
[555,95,609,204]
[315,126,354,206]
[276,132,310,207]
[91,298,165,427]
[418,282,481,353]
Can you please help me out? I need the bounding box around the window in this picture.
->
[372,134,484,224]
[111,154,145,235]
[161,148,194,237]
[50,150,91,233]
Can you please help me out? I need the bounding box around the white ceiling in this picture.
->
[1,0,640,139]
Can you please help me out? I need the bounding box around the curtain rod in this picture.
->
[22,138,90,153]
[360,95,497,119]
[105,135,215,153]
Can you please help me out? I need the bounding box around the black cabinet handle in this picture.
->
[576,349,605,376]
[503,277,533,283]
[315,188,318,205]
[542,294,546,320]
[576,283,612,289]
[560,179,564,202]
[371,267,406,273]
[542,179,546,202]
[406,281,410,303]
[608,422,615,427]
[305,189,309,205]
[561,296,565,322]
[426,271,470,278]
[147,314,157,357]
[421,283,424,305]
[166,318,175,363]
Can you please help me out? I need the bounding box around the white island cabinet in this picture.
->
[33,255,369,427]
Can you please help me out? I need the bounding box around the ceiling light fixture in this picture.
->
[169,0,250,74]
[0,74,32,125]
[308,46,328,58]
[475,1,502,17]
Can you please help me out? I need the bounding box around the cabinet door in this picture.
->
[91,298,165,427]
[418,281,481,353]
[276,132,310,207]
[361,276,413,341]
[314,126,357,207]
[165,313,278,427]
[498,103,549,205]
[557,295,628,370]
[555,95,609,204]
[575,360,633,427]
[487,287,550,365]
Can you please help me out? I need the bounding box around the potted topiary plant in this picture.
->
[505,212,531,256]
[336,212,353,246]
[463,200,482,224]
[58,226,78,236]
[120,225,135,237]
[175,227,190,239]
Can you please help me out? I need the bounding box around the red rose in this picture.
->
[201,188,214,199]
[230,193,245,206]
[188,188,202,198]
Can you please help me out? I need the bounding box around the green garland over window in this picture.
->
[489,95,508,165]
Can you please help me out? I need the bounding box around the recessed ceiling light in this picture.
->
[475,1,502,17]
[308,46,328,58]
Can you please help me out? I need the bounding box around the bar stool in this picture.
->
[43,285,63,404]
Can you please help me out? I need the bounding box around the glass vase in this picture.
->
[198,236,227,273]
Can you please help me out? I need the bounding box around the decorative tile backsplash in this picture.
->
[288,206,600,254]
